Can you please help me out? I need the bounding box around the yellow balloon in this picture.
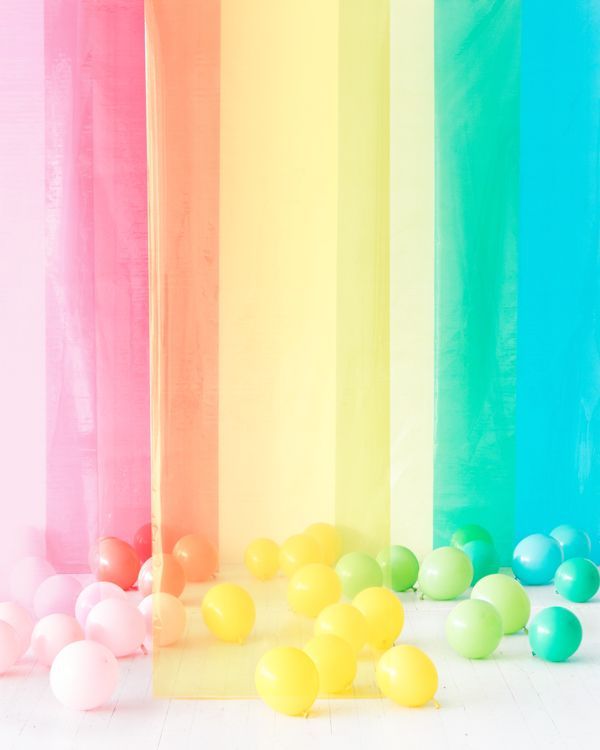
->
[314,603,368,654]
[279,534,321,577]
[244,538,279,580]
[255,647,319,716]
[288,563,342,618]
[352,587,404,650]
[376,645,438,707]
[305,523,342,566]
[304,634,356,694]
[201,583,255,643]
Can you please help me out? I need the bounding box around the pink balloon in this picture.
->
[85,598,145,657]
[138,592,187,651]
[50,640,119,711]
[0,620,19,673]
[34,575,82,619]
[75,582,126,627]
[9,557,55,610]
[0,601,34,658]
[31,614,84,667]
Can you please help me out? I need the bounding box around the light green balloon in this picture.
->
[376,546,419,592]
[417,547,473,600]
[335,552,382,599]
[471,573,530,634]
[446,599,503,659]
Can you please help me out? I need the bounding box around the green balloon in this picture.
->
[471,573,530,634]
[417,547,473,600]
[335,552,382,599]
[555,558,600,603]
[377,546,419,592]
[451,524,493,549]
[446,599,503,659]
[528,606,582,662]
[462,540,500,585]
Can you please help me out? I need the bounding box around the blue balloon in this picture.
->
[512,534,563,585]
[462,540,500,585]
[550,525,592,561]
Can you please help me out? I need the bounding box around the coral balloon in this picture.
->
[75,582,126,627]
[335,552,383,599]
[446,599,503,659]
[314,603,368,654]
[201,583,255,643]
[50,640,119,711]
[9,556,55,610]
[244,538,280,580]
[33,575,82,618]
[132,523,153,562]
[173,534,218,582]
[305,523,342,566]
[92,537,141,590]
[0,601,34,657]
[376,645,438,707]
[352,587,404,650]
[555,557,600,603]
[529,606,582,662]
[471,573,530,634]
[287,563,341,618]
[377,545,419,592]
[138,593,187,649]
[85,598,145,657]
[0,621,19,674]
[137,554,186,598]
[255,647,319,716]
[512,534,563,585]
[550,525,592,561]
[451,524,493,549]
[279,534,321,577]
[304,634,356,694]
[418,547,473,600]
[31,614,83,667]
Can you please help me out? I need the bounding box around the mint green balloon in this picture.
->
[377,546,419,592]
[451,524,493,549]
[417,547,473,601]
[555,558,599,603]
[529,607,582,662]
[446,599,503,659]
[335,552,382,599]
[471,574,530,634]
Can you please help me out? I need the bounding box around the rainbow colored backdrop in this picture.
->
[1,0,599,586]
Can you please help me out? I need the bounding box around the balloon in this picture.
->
[352,587,404,650]
[201,583,255,643]
[550,525,592,561]
[287,563,341,618]
[137,554,186,598]
[92,537,141,590]
[376,645,438,707]
[50,640,119,711]
[417,547,473,600]
[304,634,356,694]
[279,534,321,577]
[451,524,493,549]
[555,558,600,603]
[528,606,582,662]
[9,556,55,610]
[138,593,187,649]
[462,540,500,585]
[86,598,145,657]
[33,575,82,618]
[255,647,319,716]
[0,601,34,657]
[314,603,367,654]
[512,534,562,585]
[446,599,503,659]
[471,574,530,634]
[305,523,342,566]
[244,538,279,580]
[173,534,218,582]
[75,582,127,627]
[335,552,383,599]
[376,545,419,592]
[31,614,83,667]
[0,621,19,674]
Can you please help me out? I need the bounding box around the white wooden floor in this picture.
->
[1,584,598,750]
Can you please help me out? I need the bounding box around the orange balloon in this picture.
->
[173,534,217,582]
[92,538,141,590]
[137,554,186,598]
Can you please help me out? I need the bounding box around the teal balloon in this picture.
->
[418,547,473,601]
[451,524,493,549]
[512,534,563,585]
[555,558,599,603]
[335,552,382,599]
[376,546,419,592]
[446,599,503,659]
[550,525,592,561]
[462,540,499,585]
[528,606,582,662]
